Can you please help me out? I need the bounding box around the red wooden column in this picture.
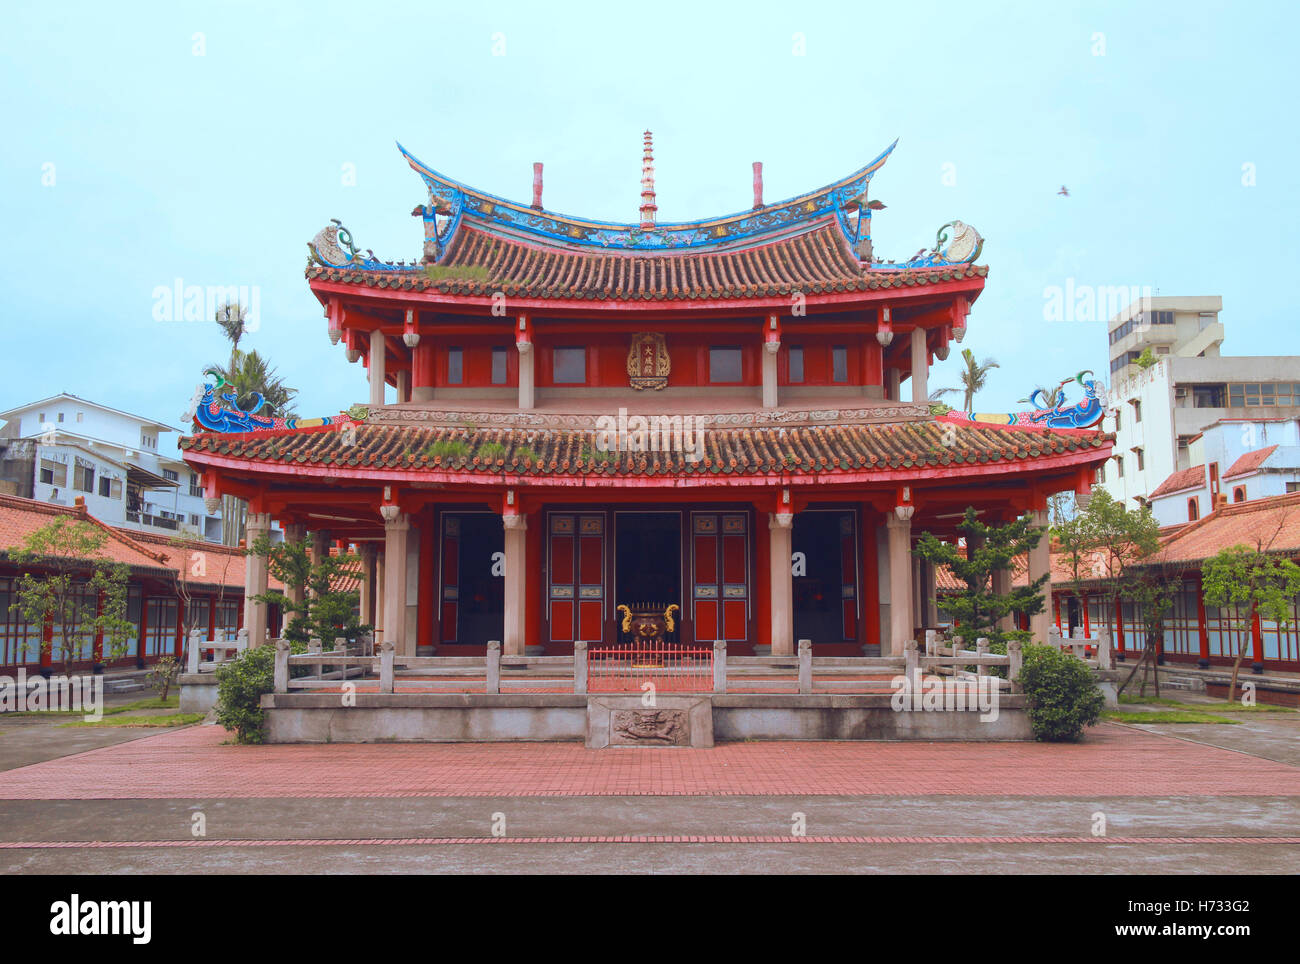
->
[92,591,104,668]
[174,593,185,658]
[1082,591,1091,637]
[862,339,884,399]
[1113,597,1124,653]
[207,593,217,643]
[418,509,436,650]
[861,507,880,651]
[39,614,53,673]
[1196,575,1210,665]
[525,508,543,654]
[1251,605,1264,666]
[1053,595,1062,633]
[137,593,150,667]
[754,508,772,653]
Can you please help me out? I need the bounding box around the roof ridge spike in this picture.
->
[639,130,657,228]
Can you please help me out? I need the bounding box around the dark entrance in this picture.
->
[614,512,682,642]
[792,510,858,645]
[440,512,504,647]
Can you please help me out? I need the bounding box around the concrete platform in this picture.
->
[258,692,1033,743]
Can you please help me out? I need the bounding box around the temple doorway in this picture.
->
[792,510,858,646]
[440,512,504,647]
[614,511,682,642]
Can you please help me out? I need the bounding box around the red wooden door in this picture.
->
[691,512,749,643]
[548,512,606,643]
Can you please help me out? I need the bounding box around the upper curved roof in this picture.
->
[398,140,898,255]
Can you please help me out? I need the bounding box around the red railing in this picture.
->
[587,641,713,693]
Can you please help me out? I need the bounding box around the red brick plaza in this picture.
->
[3,723,1299,800]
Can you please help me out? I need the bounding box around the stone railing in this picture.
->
[269,636,1036,697]
[918,631,1021,693]
[185,628,248,674]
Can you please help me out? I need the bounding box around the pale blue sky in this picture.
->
[2,0,1296,460]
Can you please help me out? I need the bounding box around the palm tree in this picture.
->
[206,349,298,419]
[211,304,298,547]
[934,348,999,413]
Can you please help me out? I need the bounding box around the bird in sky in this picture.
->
[1058,185,1070,197]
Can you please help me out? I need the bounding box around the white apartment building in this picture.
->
[0,394,224,542]
[1148,417,1300,527]
[1097,296,1300,509]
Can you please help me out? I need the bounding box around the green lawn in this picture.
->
[1,694,178,719]
[1118,693,1292,713]
[1104,710,1242,725]
[61,712,204,728]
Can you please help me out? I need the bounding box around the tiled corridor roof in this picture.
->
[181,418,1107,479]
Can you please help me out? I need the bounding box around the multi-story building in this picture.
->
[1148,417,1300,527]
[1097,297,1300,509]
[0,394,225,542]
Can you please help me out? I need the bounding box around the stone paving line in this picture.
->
[2,722,1299,799]
[3,835,1299,848]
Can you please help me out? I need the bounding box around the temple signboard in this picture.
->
[627,332,670,390]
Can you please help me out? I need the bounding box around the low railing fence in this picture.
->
[185,628,248,674]
[268,636,1060,697]
[917,632,1020,693]
[582,640,714,693]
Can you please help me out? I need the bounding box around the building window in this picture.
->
[1132,400,1142,423]
[1134,448,1144,471]
[163,468,179,482]
[832,346,848,383]
[447,347,464,384]
[1115,456,1124,478]
[73,463,94,493]
[57,412,64,423]
[39,459,66,487]
[1096,463,1106,483]
[491,347,508,385]
[1287,482,1300,493]
[189,473,202,497]
[1187,498,1199,522]
[1232,485,1246,503]
[1114,410,1122,432]
[1194,385,1225,408]
[553,347,587,384]
[709,346,743,384]
[788,346,804,383]
[189,514,200,527]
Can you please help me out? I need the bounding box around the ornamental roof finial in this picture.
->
[639,130,657,228]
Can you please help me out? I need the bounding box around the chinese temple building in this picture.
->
[180,135,1112,660]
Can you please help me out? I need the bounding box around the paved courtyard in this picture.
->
[1,714,1298,873]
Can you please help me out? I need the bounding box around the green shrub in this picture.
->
[214,643,305,744]
[1016,643,1105,742]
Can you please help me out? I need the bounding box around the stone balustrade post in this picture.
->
[273,639,290,694]
[1097,630,1113,670]
[486,640,501,695]
[573,640,588,695]
[976,638,988,680]
[904,637,919,686]
[712,639,727,694]
[187,629,202,674]
[797,638,812,694]
[379,641,395,693]
[1008,639,1023,693]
